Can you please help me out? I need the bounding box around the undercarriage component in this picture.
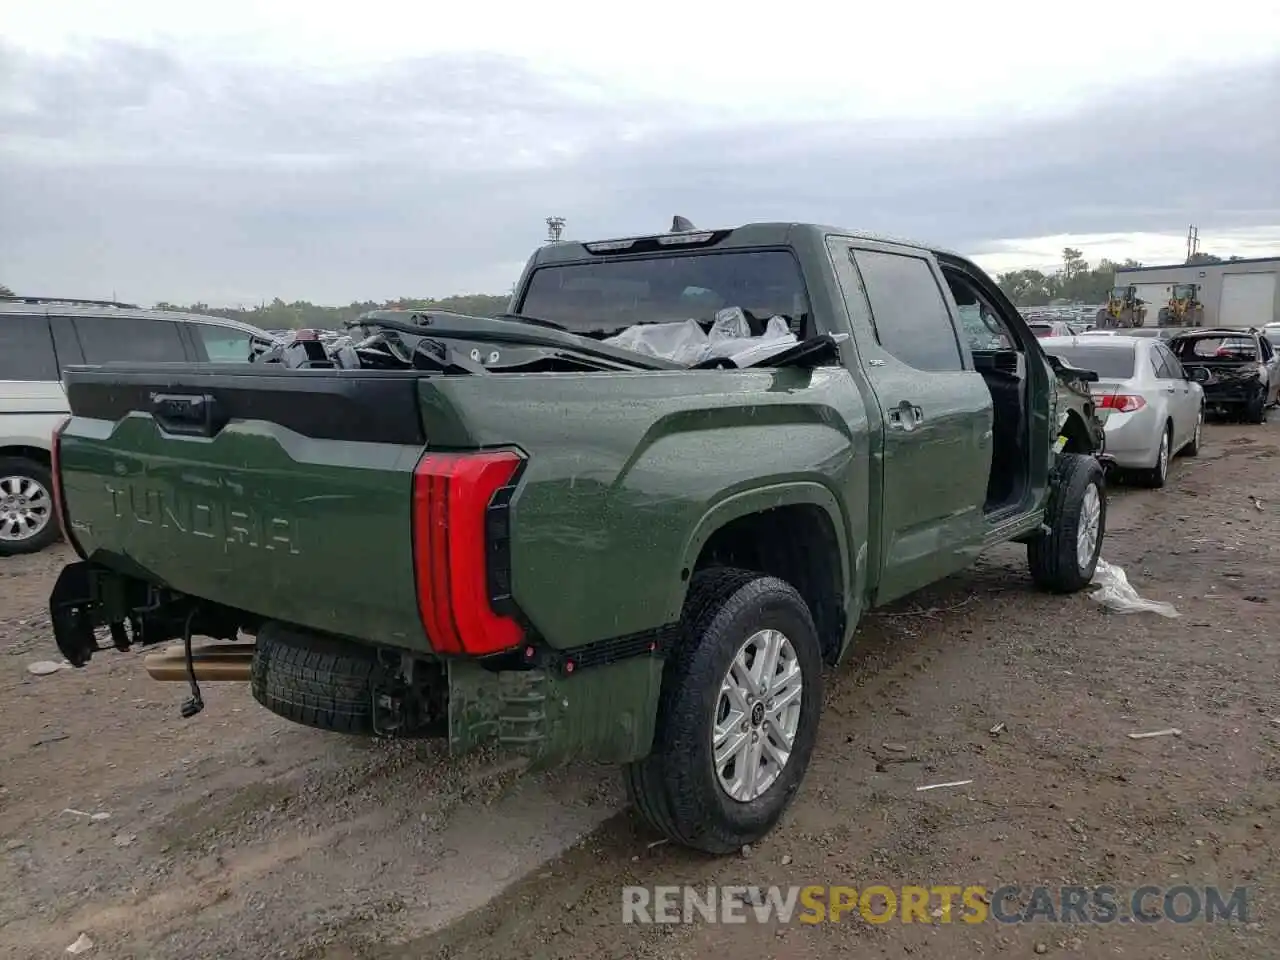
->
[144,643,254,682]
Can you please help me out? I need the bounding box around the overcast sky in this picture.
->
[3,1,1279,305]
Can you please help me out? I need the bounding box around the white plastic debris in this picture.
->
[1127,728,1182,740]
[1089,559,1180,618]
[27,660,71,676]
[916,779,974,792]
[66,933,94,954]
[602,307,798,367]
[62,809,111,821]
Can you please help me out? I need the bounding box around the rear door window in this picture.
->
[72,316,189,364]
[1153,343,1183,379]
[0,314,60,381]
[852,250,964,372]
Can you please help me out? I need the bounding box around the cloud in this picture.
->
[1,41,1277,304]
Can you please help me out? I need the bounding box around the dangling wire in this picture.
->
[180,607,204,718]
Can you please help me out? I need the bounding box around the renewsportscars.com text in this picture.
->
[622,884,1250,925]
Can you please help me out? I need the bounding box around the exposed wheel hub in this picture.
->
[713,628,804,803]
[0,475,52,543]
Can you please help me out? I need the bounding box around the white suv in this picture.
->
[0,297,276,555]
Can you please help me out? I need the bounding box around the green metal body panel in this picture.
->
[420,368,869,650]
[448,656,664,766]
[59,415,427,648]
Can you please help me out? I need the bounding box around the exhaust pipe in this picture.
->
[144,643,254,682]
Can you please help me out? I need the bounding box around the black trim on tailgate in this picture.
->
[62,365,426,445]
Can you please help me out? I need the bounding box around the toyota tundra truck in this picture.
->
[47,221,1106,854]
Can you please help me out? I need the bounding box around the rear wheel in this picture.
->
[0,457,59,556]
[1027,453,1106,593]
[623,568,823,854]
[1141,423,1172,488]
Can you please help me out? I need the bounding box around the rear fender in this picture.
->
[676,482,857,644]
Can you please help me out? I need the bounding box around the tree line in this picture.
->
[993,249,1249,308]
[1,247,1252,325]
[151,294,512,331]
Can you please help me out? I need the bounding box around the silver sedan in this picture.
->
[1040,335,1205,487]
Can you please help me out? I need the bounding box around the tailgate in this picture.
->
[57,365,429,649]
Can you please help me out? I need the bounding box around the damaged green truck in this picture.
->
[48,222,1107,853]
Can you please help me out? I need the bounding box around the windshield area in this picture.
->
[1172,284,1197,299]
[1042,344,1136,380]
[517,251,810,338]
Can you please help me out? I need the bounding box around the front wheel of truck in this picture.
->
[1027,453,1106,593]
[623,568,823,854]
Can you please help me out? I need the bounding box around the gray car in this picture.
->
[1039,335,1204,487]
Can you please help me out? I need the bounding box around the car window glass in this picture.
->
[1152,346,1175,378]
[194,324,255,362]
[1157,345,1185,379]
[852,250,963,372]
[73,316,187,364]
[1259,338,1274,362]
[0,314,60,381]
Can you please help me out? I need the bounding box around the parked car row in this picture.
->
[0,296,277,555]
[1038,325,1279,486]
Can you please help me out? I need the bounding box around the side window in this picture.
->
[1150,347,1173,379]
[192,324,254,363]
[0,314,59,381]
[852,250,964,372]
[1259,337,1274,362]
[1157,345,1183,379]
[73,316,188,364]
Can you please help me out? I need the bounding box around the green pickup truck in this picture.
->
[48,221,1106,854]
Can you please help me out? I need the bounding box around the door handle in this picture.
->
[888,400,924,430]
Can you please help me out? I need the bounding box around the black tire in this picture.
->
[0,456,60,556]
[1246,392,1268,424]
[1182,404,1203,456]
[251,622,379,735]
[1140,422,1172,489]
[1027,453,1106,593]
[623,568,823,854]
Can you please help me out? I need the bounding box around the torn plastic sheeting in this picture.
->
[602,307,798,367]
[1090,558,1179,618]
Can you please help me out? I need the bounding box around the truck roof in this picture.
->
[528,222,962,266]
[0,299,272,338]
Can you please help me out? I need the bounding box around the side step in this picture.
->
[144,643,254,682]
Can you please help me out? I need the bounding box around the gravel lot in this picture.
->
[2,420,1277,959]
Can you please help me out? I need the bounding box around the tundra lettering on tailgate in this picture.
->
[105,480,301,554]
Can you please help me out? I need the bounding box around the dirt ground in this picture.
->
[2,420,1278,960]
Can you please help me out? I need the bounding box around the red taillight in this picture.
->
[412,450,525,656]
[50,415,72,544]
[1098,394,1146,413]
